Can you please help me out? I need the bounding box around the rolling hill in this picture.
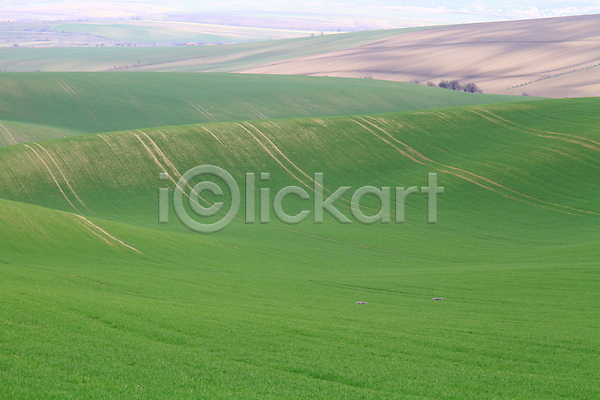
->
[0,97,598,398]
[241,14,600,98]
[0,28,416,72]
[2,14,598,98]
[0,72,539,145]
[0,4,598,398]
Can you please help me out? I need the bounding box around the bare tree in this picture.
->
[448,79,462,91]
[439,80,482,93]
[463,83,482,93]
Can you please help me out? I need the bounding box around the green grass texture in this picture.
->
[0,72,538,145]
[0,97,598,398]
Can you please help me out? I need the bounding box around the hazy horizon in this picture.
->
[1,0,599,25]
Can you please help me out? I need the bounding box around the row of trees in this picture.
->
[412,79,482,93]
[438,80,482,93]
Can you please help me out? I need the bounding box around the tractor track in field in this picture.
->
[469,108,600,152]
[353,116,598,216]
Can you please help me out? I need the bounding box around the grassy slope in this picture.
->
[0,72,538,145]
[0,27,425,72]
[0,98,598,398]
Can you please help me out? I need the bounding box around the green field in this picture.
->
[0,27,426,72]
[0,91,598,399]
[51,21,327,44]
[0,72,539,145]
[53,22,245,44]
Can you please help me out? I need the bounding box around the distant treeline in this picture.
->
[412,79,482,93]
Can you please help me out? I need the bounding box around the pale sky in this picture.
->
[0,0,599,22]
